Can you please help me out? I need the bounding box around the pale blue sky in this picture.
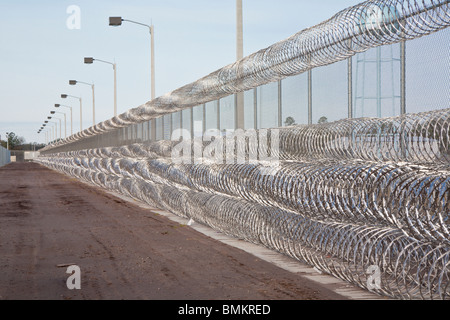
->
[0,0,365,144]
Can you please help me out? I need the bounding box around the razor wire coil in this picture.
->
[40,0,450,153]
[35,0,450,300]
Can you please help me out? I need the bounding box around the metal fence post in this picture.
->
[217,99,221,131]
[160,117,163,141]
[278,80,283,127]
[308,69,313,125]
[202,104,206,134]
[190,107,194,139]
[254,88,258,129]
[348,56,353,119]
[151,119,156,141]
[400,41,406,115]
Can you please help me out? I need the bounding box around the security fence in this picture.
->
[0,146,11,167]
[37,0,450,299]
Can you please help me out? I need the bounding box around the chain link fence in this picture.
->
[37,0,450,299]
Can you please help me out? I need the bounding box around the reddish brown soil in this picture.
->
[0,162,346,300]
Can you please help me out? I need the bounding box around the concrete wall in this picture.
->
[0,146,11,167]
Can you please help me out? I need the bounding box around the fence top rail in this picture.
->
[41,0,450,153]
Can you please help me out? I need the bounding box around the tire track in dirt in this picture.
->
[0,162,347,300]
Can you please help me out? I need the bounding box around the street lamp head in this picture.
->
[109,17,123,26]
[69,80,78,85]
[61,94,68,99]
[84,57,95,64]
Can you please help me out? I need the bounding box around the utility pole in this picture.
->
[236,0,245,130]
[237,0,243,61]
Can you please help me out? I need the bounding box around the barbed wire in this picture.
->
[39,154,450,243]
[35,109,450,300]
[40,0,450,153]
[43,108,450,166]
[35,158,450,299]
[35,0,450,299]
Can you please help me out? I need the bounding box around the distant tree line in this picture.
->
[0,132,45,151]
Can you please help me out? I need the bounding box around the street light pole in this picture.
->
[50,112,58,138]
[61,95,82,132]
[150,24,155,100]
[54,111,67,138]
[45,127,51,144]
[84,58,117,117]
[236,0,245,130]
[114,63,117,116]
[109,17,155,100]
[237,0,243,61]
[92,83,95,124]
[70,80,96,126]
[41,125,47,145]
[56,118,62,140]
[51,125,56,143]
[44,121,50,142]
[47,121,57,143]
[55,104,73,136]
[109,17,156,138]
[48,116,61,141]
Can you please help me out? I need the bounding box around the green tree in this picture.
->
[284,116,296,126]
[318,116,328,124]
[5,132,25,149]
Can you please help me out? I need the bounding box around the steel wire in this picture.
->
[33,158,450,299]
[40,0,450,153]
[35,0,450,300]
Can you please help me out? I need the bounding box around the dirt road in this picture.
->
[0,162,346,300]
